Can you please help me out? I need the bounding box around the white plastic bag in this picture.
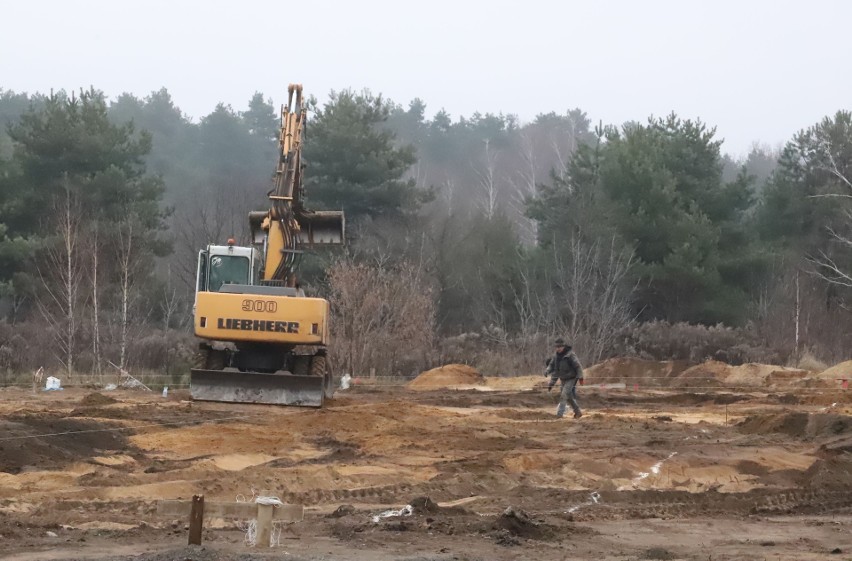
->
[44,376,62,391]
[371,505,413,523]
[340,373,351,390]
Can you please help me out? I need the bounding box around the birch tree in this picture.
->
[36,175,83,378]
[472,138,500,219]
[114,216,140,370]
[89,221,103,376]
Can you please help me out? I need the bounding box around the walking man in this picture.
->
[545,338,584,419]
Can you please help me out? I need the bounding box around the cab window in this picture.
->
[208,255,250,291]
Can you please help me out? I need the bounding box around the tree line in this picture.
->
[0,85,850,379]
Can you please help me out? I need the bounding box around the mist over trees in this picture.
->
[1,84,851,378]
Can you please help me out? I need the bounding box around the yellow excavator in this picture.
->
[191,84,344,407]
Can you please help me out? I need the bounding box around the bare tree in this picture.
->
[114,216,140,370]
[439,178,457,217]
[472,139,500,219]
[327,257,436,378]
[160,265,184,331]
[546,235,636,363]
[808,142,852,287]
[549,112,585,176]
[89,221,103,376]
[35,175,84,378]
[507,128,540,245]
[171,185,256,292]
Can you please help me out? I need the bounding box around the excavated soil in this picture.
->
[676,362,811,388]
[586,358,689,386]
[1,374,852,561]
[818,359,852,378]
[0,416,132,474]
[587,357,840,392]
[738,412,852,439]
[79,392,119,407]
[407,363,485,390]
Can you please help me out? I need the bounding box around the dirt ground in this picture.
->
[1,375,851,561]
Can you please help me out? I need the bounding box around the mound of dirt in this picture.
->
[674,361,729,388]
[492,506,554,540]
[728,363,808,387]
[738,412,852,439]
[79,392,118,406]
[820,435,852,456]
[327,504,357,518]
[586,358,688,387]
[407,364,485,390]
[674,362,809,389]
[800,457,852,489]
[409,496,441,513]
[816,360,852,382]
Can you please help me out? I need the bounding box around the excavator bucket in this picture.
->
[296,210,345,246]
[190,369,332,407]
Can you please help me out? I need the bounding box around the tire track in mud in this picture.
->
[270,479,852,520]
[548,488,852,520]
[19,486,852,532]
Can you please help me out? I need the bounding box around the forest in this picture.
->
[1,86,851,381]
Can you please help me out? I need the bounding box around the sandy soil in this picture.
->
[1,375,851,561]
[407,364,485,390]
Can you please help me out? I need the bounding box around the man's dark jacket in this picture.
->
[546,348,584,382]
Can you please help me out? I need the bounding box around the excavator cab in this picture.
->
[196,243,258,294]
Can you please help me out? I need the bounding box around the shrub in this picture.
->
[612,321,783,364]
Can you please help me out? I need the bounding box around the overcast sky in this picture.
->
[1,0,849,156]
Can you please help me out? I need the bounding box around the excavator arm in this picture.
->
[251,84,344,286]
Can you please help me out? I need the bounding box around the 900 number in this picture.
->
[241,299,278,313]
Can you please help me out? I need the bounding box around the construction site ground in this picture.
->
[1,371,851,560]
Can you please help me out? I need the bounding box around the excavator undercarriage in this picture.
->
[192,345,333,407]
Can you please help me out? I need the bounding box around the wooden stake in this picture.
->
[256,503,274,548]
[188,494,204,545]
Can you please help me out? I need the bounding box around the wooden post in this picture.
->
[157,497,303,547]
[256,503,274,548]
[188,494,204,545]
